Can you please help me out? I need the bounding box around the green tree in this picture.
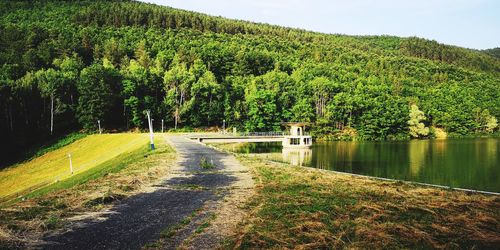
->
[408,104,429,138]
[102,38,125,67]
[77,63,121,130]
[310,77,338,118]
[245,85,279,131]
[54,54,84,115]
[121,59,148,128]
[189,70,222,126]
[35,68,63,135]
[475,108,498,133]
[163,63,195,129]
[134,40,151,68]
[291,98,315,122]
[485,116,498,133]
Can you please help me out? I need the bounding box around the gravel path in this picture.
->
[41,135,252,250]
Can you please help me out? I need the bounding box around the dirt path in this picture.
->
[41,135,253,250]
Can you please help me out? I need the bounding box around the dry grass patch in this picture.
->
[230,156,500,249]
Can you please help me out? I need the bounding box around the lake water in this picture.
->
[226,138,500,193]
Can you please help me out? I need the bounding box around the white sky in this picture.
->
[140,0,500,50]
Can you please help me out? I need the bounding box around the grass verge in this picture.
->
[0,134,176,249]
[227,156,500,249]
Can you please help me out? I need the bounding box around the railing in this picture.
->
[237,131,288,137]
[218,131,310,137]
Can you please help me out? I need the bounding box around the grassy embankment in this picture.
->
[0,133,176,248]
[215,151,500,249]
[0,132,88,169]
[0,133,149,202]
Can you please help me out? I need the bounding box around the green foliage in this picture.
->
[0,0,499,147]
[35,68,62,99]
[163,63,195,127]
[401,37,500,73]
[482,47,500,59]
[475,109,498,133]
[189,70,223,126]
[408,104,429,138]
[77,63,121,130]
[291,98,315,122]
[485,116,498,133]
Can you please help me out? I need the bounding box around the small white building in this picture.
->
[282,122,312,148]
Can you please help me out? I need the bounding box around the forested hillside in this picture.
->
[1,0,499,163]
[483,48,500,59]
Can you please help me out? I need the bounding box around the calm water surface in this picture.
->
[228,138,500,193]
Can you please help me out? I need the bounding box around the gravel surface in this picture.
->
[40,135,251,250]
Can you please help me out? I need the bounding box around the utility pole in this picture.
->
[161,119,164,133]
[68,153,73,175]
[98,120,102,134]
[146,110,155,150]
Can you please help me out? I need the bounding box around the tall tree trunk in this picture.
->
[174,107,178,130]
[8,102,13,132]
[207,93,212,126]
[124,105,129,129]
[348,110,352,127]
[50,95,54,135]
[4,106,9,131]
[24,101,29,125]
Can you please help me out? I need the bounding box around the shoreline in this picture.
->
[256,157,500,196]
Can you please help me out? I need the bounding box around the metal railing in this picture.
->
[217,131,310,137]
[237,131,288,137]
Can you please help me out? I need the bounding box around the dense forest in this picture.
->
[1,0,499,164]
[483,48,500,59]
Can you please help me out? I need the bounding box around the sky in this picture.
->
[140,0,500,50]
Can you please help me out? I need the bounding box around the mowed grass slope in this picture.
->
[0,133,149,199]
